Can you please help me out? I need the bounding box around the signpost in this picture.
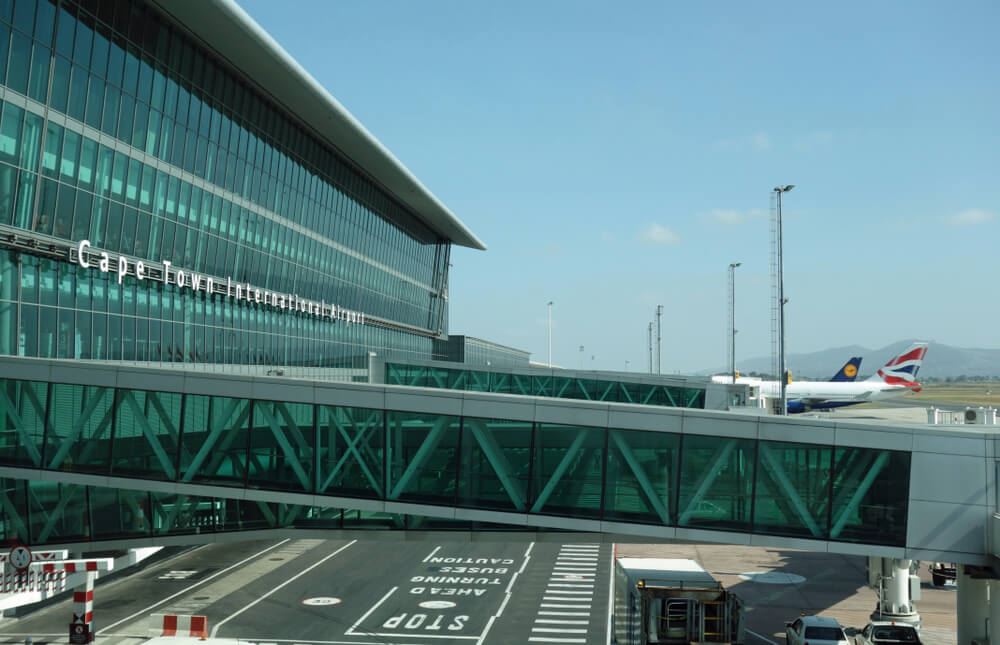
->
[69,622,91,644]
[7,545,32,572]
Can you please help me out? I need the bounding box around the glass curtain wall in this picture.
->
[0,0,451,372]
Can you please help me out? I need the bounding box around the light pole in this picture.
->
[579,344,584,370]
[547,301,553,367]
[728,262,741,384]
[774,184,794,415]
[655,305,663,374]
[625,359,630,372]
[647,323,653,374]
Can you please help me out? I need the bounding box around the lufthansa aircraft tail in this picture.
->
[829,357,862,382]
[866,342,929,391]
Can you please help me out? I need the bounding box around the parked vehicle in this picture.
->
[785,615,850,645]
[612,557,744,644]
[855,622,922,645]
[928,562,956,586]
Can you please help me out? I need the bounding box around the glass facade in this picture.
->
[0,375,911,546]
[0,0,455,374]
[386,362,708,409]
[432,335,531,369]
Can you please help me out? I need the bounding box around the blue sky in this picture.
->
[239,0,998,372]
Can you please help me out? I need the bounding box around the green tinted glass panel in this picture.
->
[0,378,47,467]
[317,405,383,499]
[89,486,150,539]
[829,447,909,546]
[151,491,225,535]
[458,416,531,512]
[386,410,459,505]
[112,388,182,480]
[247,401,314,492]
[677,434,755,531]
[0,478,29,542]
[27,479,89,543]
[178,395,249,486]
[754,440,832,539]
[530,422,604,519]
[605,428,678,525]
[46,383,113,474]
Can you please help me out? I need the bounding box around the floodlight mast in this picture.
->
[773,185,794,415]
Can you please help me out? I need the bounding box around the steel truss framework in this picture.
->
[386,364,706,408]
[0,376,908,547]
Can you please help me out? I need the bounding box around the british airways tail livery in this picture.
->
[866,343,928,392]
[780,342,929,413]
[829,356,863,382]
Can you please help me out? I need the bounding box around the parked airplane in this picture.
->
[829,356,863,382]
[712,355,863,385]
[772,343,928,413]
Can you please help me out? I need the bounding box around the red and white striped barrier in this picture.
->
[40,558,114,574]
[0,569,66,593]
[0,549,68,563]
[70,571,96,643]
[156,614,209,639]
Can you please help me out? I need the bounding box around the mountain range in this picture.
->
[712,340,1000,380]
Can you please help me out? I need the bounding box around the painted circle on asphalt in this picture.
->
[302,597,342,606]
[738,571,806,584]
[419,600,457,609]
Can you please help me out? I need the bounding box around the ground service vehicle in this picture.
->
[612,558,744,644]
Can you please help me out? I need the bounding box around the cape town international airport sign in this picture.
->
[72,239,367,325]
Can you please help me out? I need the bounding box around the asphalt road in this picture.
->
[0,539,612,645]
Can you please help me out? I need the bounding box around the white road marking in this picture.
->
[538,611,589,616]
[541,602,591,608]
[747,629,781,645]
[536,619,588,625]
[211,540,357,637]
[544,589,592,595]
[547,583,593,588]
[527,637,586,643]
[533,627,587,633]
[422,546,442,563]
[346,586,397,635]
[477,541,532,645]
[98,539,291,634]
[605,543,615,645]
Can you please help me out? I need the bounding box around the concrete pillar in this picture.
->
[870,558,920,625]
[990,580,1000,645]
[957,564,989,644]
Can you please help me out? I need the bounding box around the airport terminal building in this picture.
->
[0,0,486,375]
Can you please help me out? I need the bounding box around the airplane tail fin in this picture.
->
[866,342,929,391]
[829,357,862,382]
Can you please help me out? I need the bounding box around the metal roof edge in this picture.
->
[149,0,486,250]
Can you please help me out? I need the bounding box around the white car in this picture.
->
[785,615,850,645]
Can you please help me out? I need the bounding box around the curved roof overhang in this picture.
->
[148,0,486,250]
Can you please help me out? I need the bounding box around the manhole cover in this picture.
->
[303,597,341,606]
[419,601,456,609]
[738,571,806,584]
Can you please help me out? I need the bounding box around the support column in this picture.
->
[957,565,988,645]
[990,580,1000,645]
[870,558,920,626]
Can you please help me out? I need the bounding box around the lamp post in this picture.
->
[547,301,553,367]
[774,184,794,415]
[728,262,741,384]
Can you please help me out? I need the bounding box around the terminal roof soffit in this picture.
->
[148,0,486,251]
